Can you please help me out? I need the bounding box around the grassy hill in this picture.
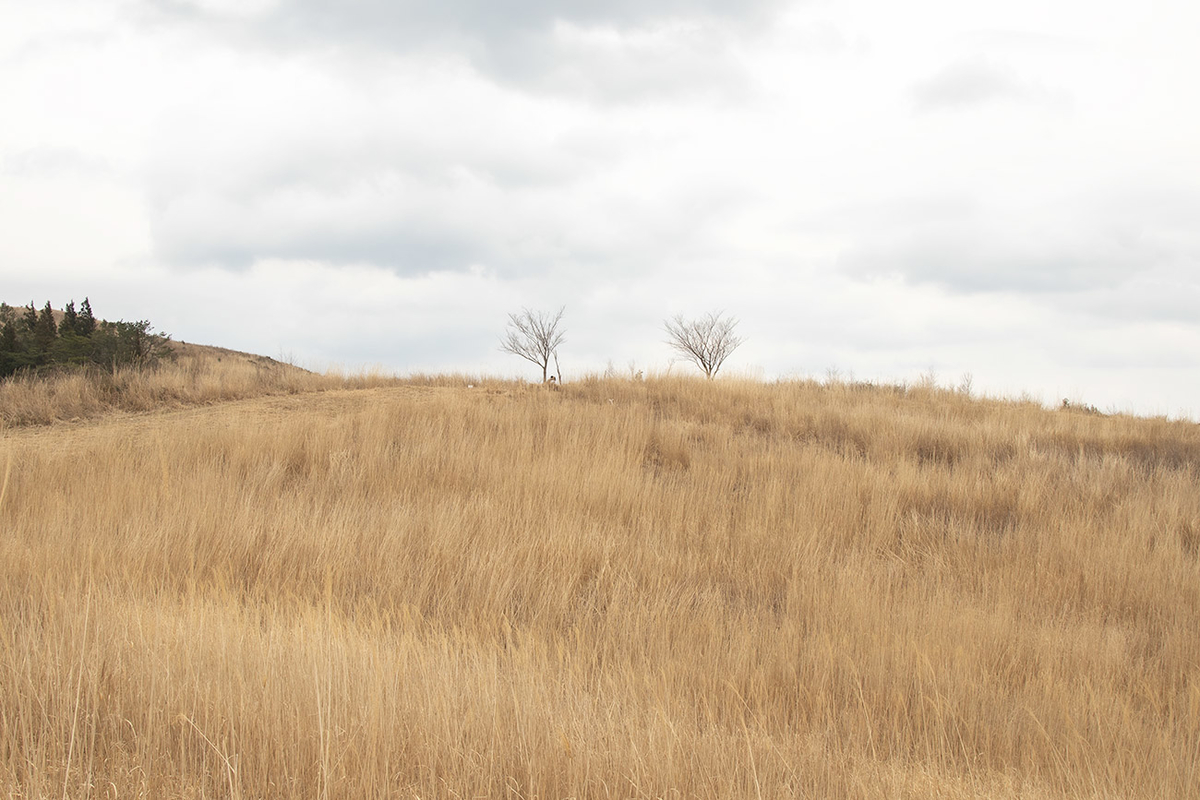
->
[1,357,1197,798]
[0,340,387,428]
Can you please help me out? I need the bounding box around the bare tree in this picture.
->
[664,311,744,379]
[500,306,565,383]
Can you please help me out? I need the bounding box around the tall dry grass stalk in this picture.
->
[0,349,419,429]
[1,369,1197,798]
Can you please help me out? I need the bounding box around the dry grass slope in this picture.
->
[0,344,415,428]
[1,357,1198,798]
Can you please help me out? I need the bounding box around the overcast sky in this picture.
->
[2,0,1198,418]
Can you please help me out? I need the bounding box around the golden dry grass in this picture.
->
[0,347,425,429]
[1,359,1198,798]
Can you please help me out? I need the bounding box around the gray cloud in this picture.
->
[129,1,786,270]
[146,0,784,43]
[480,21,752,102]
[911,56,1066,111]
[152,199,486,271]
[957,29,1088,54]
[1069,189,1200,324]
[137,0,784,101]
[1,146,114,178]
[835,188,1200,302]
[148,164,509,272]
[146,128,745,275]
[842,236,1144,293]
[149,175,742,275]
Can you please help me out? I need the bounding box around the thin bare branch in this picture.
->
[664,311,744,379]
[499,307,566,382]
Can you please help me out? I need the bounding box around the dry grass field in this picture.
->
[0,343,403,429]
[1,353,1198,798]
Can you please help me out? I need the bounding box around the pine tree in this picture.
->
[77,298,96,337]
[0,317,22,376]
[18,302,53,367]
[0,319,16,352]
[34,302,58,354]
[36,298,56,340]
[59,300,78,336]
[23,303,38,334]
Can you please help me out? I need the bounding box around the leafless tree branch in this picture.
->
[499,307,566,383]
[664,311,743,379]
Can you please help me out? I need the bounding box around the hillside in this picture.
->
[1,365,1198,798]
[0,338,385,428]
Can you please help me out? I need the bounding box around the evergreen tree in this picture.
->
[0,305,26,377]
[0,319,16,352]
[22,302,37,334]
[77,298,96,337]
[59,300,78,336]
[0,296,168,374]
[52,300,93,366]
[35,302,57,351]
[0,316,20,377]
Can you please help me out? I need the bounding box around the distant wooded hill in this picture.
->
[0,299,172,377]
